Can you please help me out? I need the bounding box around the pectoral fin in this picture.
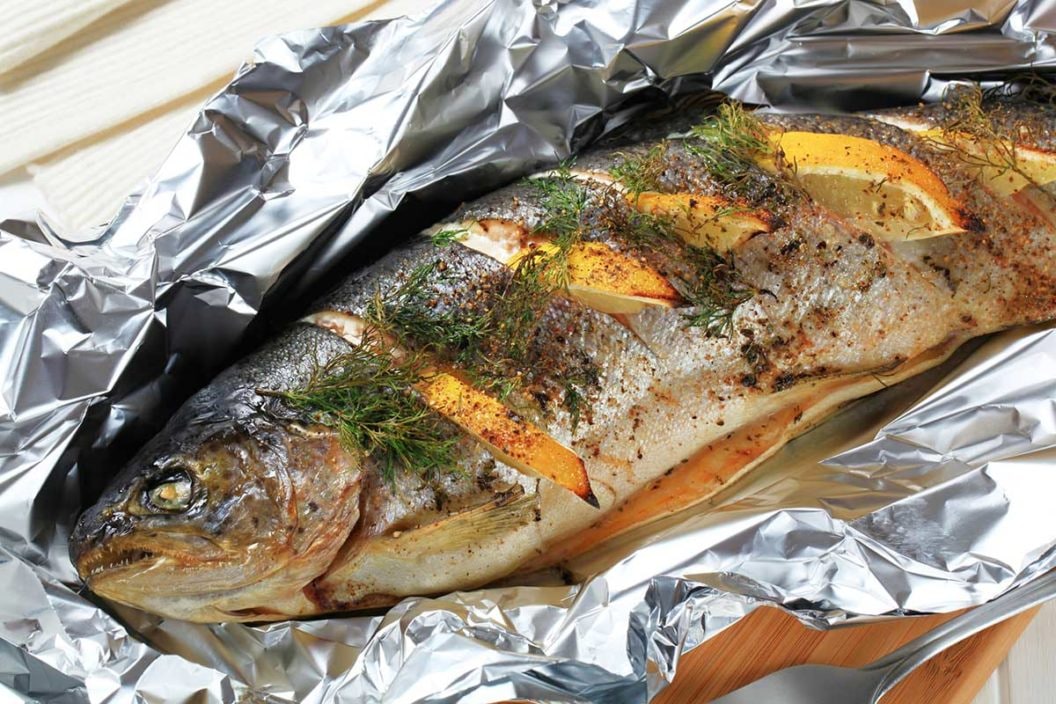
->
[310,487,540,610]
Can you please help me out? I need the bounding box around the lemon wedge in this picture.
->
[534,169,773,252]
[417,371,596,505]
[508,241,680,315]
[443,217,681,315]
[630,192,772,252]
[304,310,597,505]
[767,131,972,241]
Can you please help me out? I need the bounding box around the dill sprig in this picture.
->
[447,163,593,369]
[492,249,558,362]
[263,334,456,483]
[531,163,590,250]
[983,72,1056,107]
[610,142,668,199]
[547,105,762,335]
[927,84,1028,183]
[594,187,681,250]
[561,362,600,432]
[430,227,468,247]
[366,261,491,356]
[365,256,552,401]
[594,189,753,335]
[676,244,754,336]
[685,102,773,196]
[616,208,679,249]
[445,167,600,404]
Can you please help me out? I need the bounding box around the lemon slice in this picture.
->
[534,170,773,252]
[767,131,972,241]
[630,192,772,252]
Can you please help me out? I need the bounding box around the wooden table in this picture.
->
[656,606,1038,703]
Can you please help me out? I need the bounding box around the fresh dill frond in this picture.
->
[530,163,590,252]
[561,361,600,433]
[690,101,770,153]
[610,142,668,198]
[366,260,491,356]
[685,102,773,197]
[492,247,559,362]
[430,227,469,247]
[365,260,435,336]
[929,84,1024,180]
[617,207,679,249]
[366,256,551,399]
[467,367,519,401]
[591,170,753,337]
[429,161,591,371]
[563,382,585,432]
[263,334,457,483]
[676,244,754,337]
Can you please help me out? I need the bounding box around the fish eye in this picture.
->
[145,471,195,512]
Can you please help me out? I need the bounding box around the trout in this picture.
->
[71,91,1056,622]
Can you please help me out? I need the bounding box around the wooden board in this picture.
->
[655,606,1039,703]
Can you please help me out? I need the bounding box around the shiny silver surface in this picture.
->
[1,0,1056,701]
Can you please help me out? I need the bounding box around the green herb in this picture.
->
[610,142,668,198]
[592,188,753,335]
[442,163,594,375]
[530,163,590,251]
[613,207,678,249]
[496,251,554,360]
[676,244,754,336]
[452,164,602,407]
[366,260,491,356]
[983,72,1056,107]
[365,256,549,401]
[685,101,773,197]
[563,382,585,432]
[561,362,600,432]
[430,227,469,247]
[528,161,595,284]
[263,334,456,483]
[470,370,519,401]
[927,84,1027,182]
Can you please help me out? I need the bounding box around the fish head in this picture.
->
[71,403,363,622]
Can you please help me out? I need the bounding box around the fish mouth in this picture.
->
[76,539,318,622]
[76,536,227,585]
[77,545,165,583]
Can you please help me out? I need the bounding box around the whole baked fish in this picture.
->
[71,90,1056,622]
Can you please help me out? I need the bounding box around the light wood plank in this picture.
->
[654,606,1038,704]
[998,601,1056,703]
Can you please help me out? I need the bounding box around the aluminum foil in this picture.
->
[2,0,1056,701]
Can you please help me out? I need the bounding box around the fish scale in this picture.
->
[71,96,1056,622]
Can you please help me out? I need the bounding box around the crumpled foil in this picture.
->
[2,0,1056,701]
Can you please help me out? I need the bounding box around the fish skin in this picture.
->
[761,111,1056,330]
[71,98,1056,622]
